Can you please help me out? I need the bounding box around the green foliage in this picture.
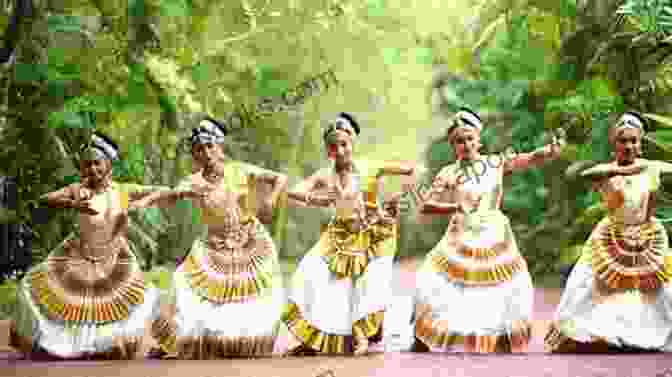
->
[366,0,386,17]
[142,207,163,227]
[126,62,148,107]
[160,0,191,18]
[13,63,47,83]
[254,66,290,98]
[126,143,146,179]
[144,266,174,291]
[617,0,672,37]
[48,111,93,129]
[0,279,17,320]
[558,244,583,265]
[190,61,213,85]
[547,77,625,162]
[63,175,81,184]
[557,0,579,18]
[651,129,672,144]
[46,14,86,34]
[657,206,672,222]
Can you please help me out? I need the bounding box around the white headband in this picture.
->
[192,119,226,144]
[455,110,483,132]
[90,134,119,160]
[325,116,356,139]
[614,113,645,133]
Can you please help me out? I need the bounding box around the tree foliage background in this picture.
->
[0,0,671,304]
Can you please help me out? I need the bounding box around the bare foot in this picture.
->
[283,332,314,357]
[354,338,369,356]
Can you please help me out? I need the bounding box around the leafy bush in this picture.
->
[617,0,672,38]
[144,266,175,291]
[0,279,17,320]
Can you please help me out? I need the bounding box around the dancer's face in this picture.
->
[80,159,111,187]
[191,144,205,170]
[193,142,225,168]
[450,127,481,160]
[612,128,641,165]
[326,131,353,166]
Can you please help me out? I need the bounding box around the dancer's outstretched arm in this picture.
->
[39,183,98,215]
[235,162,288,223]
[416,167,464,216]
[503,132,565,175]
[287,170,339,208]
[128,183,203,210]
[237,162,288,209]
[117,183,171,201]
[580,163,644,180]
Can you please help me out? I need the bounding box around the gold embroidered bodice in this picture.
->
[599,159,659,225]
[76,184,129,264]
[431,158,504,212]
[435,158,506,242]
[178,160,278,253]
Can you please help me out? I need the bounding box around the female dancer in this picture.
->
[281,112,415,356]
[138,117,288,359]
[411,108,564,353]
[545,111,672,352]
[9,132,180,359]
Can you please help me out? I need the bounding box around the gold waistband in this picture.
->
[319,219,395,279]
[65,236,125,262]
[431,253,526,285]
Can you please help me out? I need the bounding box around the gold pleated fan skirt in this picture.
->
[590,219,672,290]
[30,237,146,324]
[320,217,395,279]
[181,220,277,304]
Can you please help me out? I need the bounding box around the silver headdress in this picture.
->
[323,112,360,141]
[613,112,646,134]
[191,117,227,145]
[83,132,119,160]
[452,108,483,132]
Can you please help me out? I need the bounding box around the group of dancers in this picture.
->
[8,108,672,360]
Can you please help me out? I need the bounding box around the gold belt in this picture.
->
[320,218,393,279]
